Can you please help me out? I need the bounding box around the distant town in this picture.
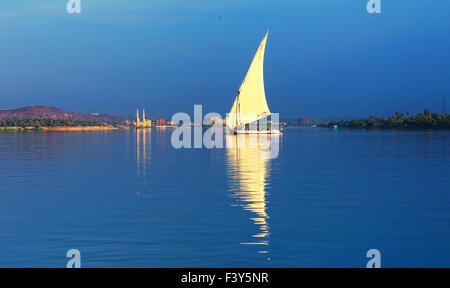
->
[134,108,177,128]
[0,106,449,132]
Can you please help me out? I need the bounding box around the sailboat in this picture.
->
[226,28,282,135]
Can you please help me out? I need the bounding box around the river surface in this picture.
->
[0,128,449,267]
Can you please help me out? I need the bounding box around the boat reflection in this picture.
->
[226,134,277,254]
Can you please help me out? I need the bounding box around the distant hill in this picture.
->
[0,106,131,123]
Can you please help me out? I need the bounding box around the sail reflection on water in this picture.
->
[226,134,277,253]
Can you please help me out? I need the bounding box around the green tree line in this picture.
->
[0,119,115,128]
[329,110,450,129]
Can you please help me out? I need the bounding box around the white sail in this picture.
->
[227,30,271,130]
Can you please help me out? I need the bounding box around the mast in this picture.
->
[236,90,240,130]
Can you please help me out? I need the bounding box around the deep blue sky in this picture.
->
[1,0,449,119]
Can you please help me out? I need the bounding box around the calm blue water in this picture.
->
[0,128,449,267]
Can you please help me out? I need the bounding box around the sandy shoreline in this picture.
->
[41,126,116,131]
